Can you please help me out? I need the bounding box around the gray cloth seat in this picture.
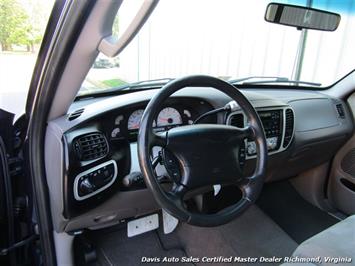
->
[283,215,355,265]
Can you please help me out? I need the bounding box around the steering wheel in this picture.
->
[138,75,267,227]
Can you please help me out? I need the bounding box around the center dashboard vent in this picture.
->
[73,132,108,161]
[229,113,244,128]
[283,108,294,148]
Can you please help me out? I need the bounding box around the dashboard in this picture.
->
[56,97,216,219]
[45,87,353,233]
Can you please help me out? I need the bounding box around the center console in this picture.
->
[227,107,295,157]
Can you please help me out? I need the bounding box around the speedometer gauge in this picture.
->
[127,109,144,130]
[157,107,182,127]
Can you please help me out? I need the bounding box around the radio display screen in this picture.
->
[259,112,274,129]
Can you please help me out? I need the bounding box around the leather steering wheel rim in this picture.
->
[138,75,267,227]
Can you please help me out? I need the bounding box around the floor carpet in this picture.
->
[91,205,297,266]
[257,181,338,244]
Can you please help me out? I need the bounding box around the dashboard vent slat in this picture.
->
[229,114,244,128]
[73,132,108,161]
[68,108,84,121]
[335,104,345,119]
[283,109,294,148]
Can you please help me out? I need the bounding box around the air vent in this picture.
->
[283,109,294,148]
[229,113,244,128]
[68,108,84,121]
[335,104,345,119]
[73,133,108,161]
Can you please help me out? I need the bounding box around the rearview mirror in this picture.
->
[265,3,340,31]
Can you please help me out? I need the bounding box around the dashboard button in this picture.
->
[163,149,181,182]
[247,141,256,155]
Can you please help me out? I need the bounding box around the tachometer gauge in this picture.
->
[127,109,144,130]
[157,107,182,127]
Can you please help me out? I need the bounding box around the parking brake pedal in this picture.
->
[127,214,159,237]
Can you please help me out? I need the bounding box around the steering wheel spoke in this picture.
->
[151,131,167,147]
[241,125,255,139]
[235,174,264,202]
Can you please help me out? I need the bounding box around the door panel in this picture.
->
[0,109,15,265]
[328,94,355,214]
[329,135,355,214]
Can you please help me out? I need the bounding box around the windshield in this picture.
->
[80,0,355,96]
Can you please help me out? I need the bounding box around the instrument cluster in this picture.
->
[126,107,187,131]
[108,100,210,142]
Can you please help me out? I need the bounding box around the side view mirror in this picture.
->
[265,2,340,31]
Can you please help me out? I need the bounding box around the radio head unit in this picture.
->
[227,107,294,157]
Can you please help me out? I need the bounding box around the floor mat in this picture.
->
[173,205,298,266]
[88,205,297,266]
[256,181,339,244]
[92,227,193,266]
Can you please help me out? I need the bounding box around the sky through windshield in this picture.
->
[81,0,355,95]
